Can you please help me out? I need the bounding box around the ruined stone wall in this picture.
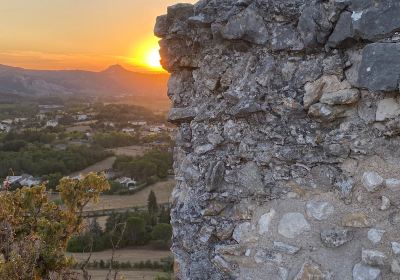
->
[155,0,400,279]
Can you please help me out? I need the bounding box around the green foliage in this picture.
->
[0,173,110,279]
[151,223,172,247]
[96,104,157,122]
[0,144,111,178]
[93,132,139,148]
[113,149,173,183]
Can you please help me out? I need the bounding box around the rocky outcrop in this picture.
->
[155,0,400,279]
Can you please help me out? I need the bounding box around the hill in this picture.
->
[0,64,169,102]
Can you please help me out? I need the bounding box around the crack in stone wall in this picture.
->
[155,0,400,279]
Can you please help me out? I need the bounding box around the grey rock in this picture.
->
[386,178,400,191]
[294,261,332,280]
[168,107,197,124]
[232,221,251,243]
[308,103,344,122]
[238,161,264,194]
[353,263,381,280]
[271,24,304,51]
[306,201,334,221]
[258,208,276,235]
[391,259,400,274]
[320,227,354,248]
[278,213,311,239]
[362,171,384,192]
[221,6,268,45]
[327,11,355,48]
[205,161,225,192]
[195,144,214,155]
[361,249,387,266]
[358,43,400,92]
[154,15,168,37]
[375,98,400,122]
[367,229,385,245]
[320,89,360,105]
[273,241,300,255]
[391,241,400,256]
[380,196,390,211]
[254,249,282,264]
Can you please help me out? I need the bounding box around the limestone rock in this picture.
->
[221,7,268,45]
[238,162,264,194]
[386,178,400,191]
[232,222,251,243]
[306,201,334,221]
[168,107,197,124]
[375,98,400,122]
[358,43,400,92]
[362,171,384,192]
[320,227,354,248]
[258,208,276,235]
[391,242,400,256]
[353,263,381,280]
[380,196,390,211]
[367,229,385,245]
[391,259,400,274]
[342,212,370,228]
[278,213,311,239]
[320,89,360,105]
[273,241,300,255]
[294,261,331,280]
[205,161,225,192]
[308,103,343,122]
[361,249,387,266]
[254,249,282,264]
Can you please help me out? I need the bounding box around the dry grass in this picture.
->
[109,145,150,157]
[84,179,175,212]
[69,156,116,177]
[66,125,92,133]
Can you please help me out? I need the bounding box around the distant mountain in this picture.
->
[0,64,169,101]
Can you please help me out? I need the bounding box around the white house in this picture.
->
[129,121,147,126]
[76,114,88,121]
[116,177,137,189]
[46,120,58,127]
[122,128,136,134]
[5,174,41,187]
[0,123,11,133]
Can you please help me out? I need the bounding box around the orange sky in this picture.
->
[0,0,196,72]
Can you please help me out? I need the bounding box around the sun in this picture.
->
[145,47,162,69]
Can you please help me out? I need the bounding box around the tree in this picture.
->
[151,223,173,248]
[159,206,171,224]
[148,190,159,225]
[125,217,146,245]
[0,173,110,279]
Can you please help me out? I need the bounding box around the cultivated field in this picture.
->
[69,156,116,177]
[109,145,150,157]
[74,269,169,280]
[66,125,92,133]
[84,179,175,212]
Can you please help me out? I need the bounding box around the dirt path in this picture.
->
[74,269,168,280]
[108,145,149,157]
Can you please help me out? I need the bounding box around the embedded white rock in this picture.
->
[386,178,400,191]
[306,201,334,221]
[353,263,381,280]
[362,171,384,192]
[278,213,311,239]
[391,242,400,256]
[367,229,385,244]
[361,249,387,266]
[258,208,276,235]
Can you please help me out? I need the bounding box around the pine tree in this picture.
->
[147,190,159,225]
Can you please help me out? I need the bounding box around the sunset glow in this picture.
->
[145,47,162,69]
[129,36,164,72]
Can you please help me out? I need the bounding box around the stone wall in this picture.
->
[155,0,400,279]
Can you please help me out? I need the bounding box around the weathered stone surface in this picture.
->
[320,89,360,105]
[342,212,370,228]
[391,242,400,256]
[294,261,331,280]
[376,98,400,121]
[367,229,385,245]
[391,259,400,274]
[362,249,387,266]
[306,201,334,221]
[221,7,268,45]
[273,241,300,255]
[353,263,381,280]
[156,0,400,278]
[320,227,354,248]
[386,178,400,191]
[238,161,264,194]
[278,213,311,239]
[358,43,400,92]
[362,171,384,192]
[258,208,276,235]
[205,161,225,192]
